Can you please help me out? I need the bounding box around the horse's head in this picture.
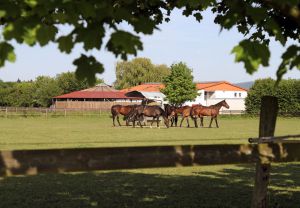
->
[222,100,230,109]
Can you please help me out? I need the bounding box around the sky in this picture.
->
[0,9,299,84]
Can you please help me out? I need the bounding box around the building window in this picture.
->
[239,93,241,97]
[234,92,237,97]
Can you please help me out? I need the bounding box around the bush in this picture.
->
[245,78,300,115]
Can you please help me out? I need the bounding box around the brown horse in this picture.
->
[127,105,170,128]
[111,104,136,126]
[175,106,192,127]
[191,100,229,128]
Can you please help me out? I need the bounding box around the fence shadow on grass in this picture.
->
[0,163,299,208]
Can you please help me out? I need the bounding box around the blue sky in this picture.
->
[0,9,299,84]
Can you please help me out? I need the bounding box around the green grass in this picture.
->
[0,162,299,208]
[0,116,299,207]
[0,116,299,150]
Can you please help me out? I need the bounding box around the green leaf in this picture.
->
[57,35,74,54]
[246,6,267,23]
[265,19,286,45]
[36,25,58,46]
[277,45,300,83]
[231,40,270,74]
[193,13,203,22]
[106,31,143,60]
[25,0,38,7]
[0,10,6,18]
[130,16,157,34]
[73,54,104,86]
[0,42,16,67]
[75,24,105,51]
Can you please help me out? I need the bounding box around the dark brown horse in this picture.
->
[127,105,170,128]
[111,104,136,126]
[191,100,230,128]
[164,104,176,120]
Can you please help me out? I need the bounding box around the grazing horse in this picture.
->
[164,104,176,121]
[111,105,136,126]
[191,100,230,128]
[175,106,192,127]
[127,105,170,128]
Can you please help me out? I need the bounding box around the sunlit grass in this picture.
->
[0,116,299,150]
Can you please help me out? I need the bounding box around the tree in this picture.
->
[161,62,198,106]
[5,82,35,107]
[56,72,90,94]
[0,1,299,85]
[114,58,170,89]
[33,76,61,107]
[245,78,300,114]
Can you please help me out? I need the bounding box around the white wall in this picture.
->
[184,90,247,111]
[205,98,246,111]
[213,90,247,99]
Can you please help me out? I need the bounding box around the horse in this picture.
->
[163,104,176,124]
[127,105,170,128]
[191,100,230,128]
[111,104,137,126]
[174,106,192,127]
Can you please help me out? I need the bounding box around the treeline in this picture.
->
[0,72,102,107]
[245,78,300,114]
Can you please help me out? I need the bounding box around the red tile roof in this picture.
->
[54,91,137,99]
[121,81,247,92]
[120,83,164,92]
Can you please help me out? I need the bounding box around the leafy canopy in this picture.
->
[161,62,198,106]
[114,57,170,89]
[0,0,299,85]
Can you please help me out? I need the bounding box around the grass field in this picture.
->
[0,116,299,207]
[0,163,299,208]
[0,115,299,150]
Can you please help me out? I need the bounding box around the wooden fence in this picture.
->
[0,107,245,118]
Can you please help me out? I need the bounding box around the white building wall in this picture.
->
[205,98,246,111]
[213,90,247,99]
[184,90,205,106]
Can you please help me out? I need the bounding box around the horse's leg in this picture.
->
[157,116,160,128]
[179,117,185,127]
[200,117,204,127]
[186,117,190,128]
[175,115,178,127]
[215,117,219,128]
[193,117,198,128]
[209,117,214,128]
[138,118,143,128]
[125,117,129,126]
[112,114,116,126]
[117,115,121,126]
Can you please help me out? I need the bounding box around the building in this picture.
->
[187,81,248,111]
[53,83,140,109]
[120,83,166,104]
[121,81,248,111]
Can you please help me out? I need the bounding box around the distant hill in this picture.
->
[235,81,254,90]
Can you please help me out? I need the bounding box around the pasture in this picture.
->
[0,115,299,150]
[0,115,300,207]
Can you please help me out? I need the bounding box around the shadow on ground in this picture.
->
[0,163,299,208]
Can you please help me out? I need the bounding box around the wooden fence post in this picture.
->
[64,109,67,118]
[45,109,48,119]
[5,107,8,118]
[251,96,278,208]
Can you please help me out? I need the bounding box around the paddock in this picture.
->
[0,105,300,207]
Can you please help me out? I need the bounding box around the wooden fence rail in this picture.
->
[1,142,300,177]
